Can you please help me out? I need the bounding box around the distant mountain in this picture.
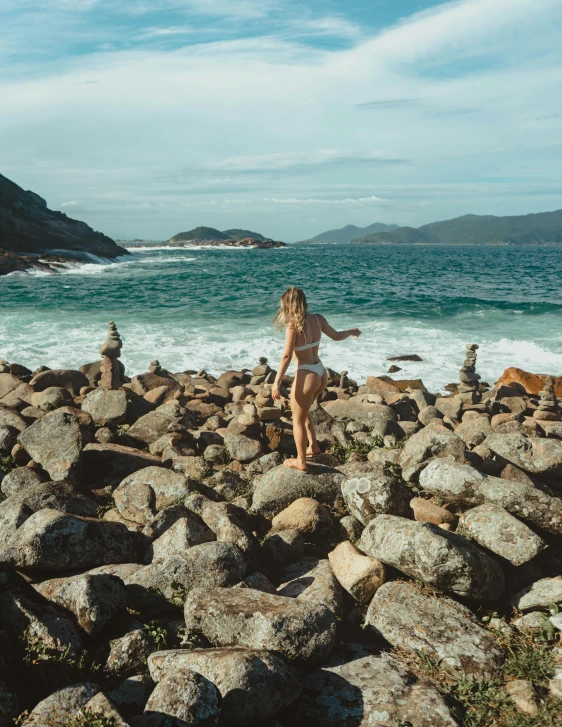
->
[300,222,399,245]
[351,210,562,245]
[170,226,230,242]
[222,228,270,242]
[0,172,127,276]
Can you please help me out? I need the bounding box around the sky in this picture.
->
[1,0,562,242]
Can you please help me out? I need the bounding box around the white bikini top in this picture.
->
[294,314,322,351]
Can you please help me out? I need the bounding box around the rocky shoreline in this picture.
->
[1,327,562,726]
[123,238,287,250]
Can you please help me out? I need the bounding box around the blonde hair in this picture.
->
[273,287,308,334]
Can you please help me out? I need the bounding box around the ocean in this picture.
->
[1,243,561,392]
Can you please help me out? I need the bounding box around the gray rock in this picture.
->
[358,514,504,601]
[295,649,457,727]
[18,409,85,481]
[31,386,73,411]
[487,432,562,479]
[418,405,443,426]
[366,581,504,678]
[34,573,126,636]
[418,458,486,507]
[149,515,216,562]
[323,398,398,427]
[106,626,156,675]
[108,675,154,714]
[478,476,562,536]
[114,466,191,524]
[262,529,305,570]
[398,425,466,481]
[224,433,264,462]
[512,611,553,633]
[0,406,27,432]
[338,514,363,542]
[184,587,336,665]
[129,542,246,604]
[511,577,562,611]
[0,465,48,498]
[458,504,547,566]
[340,462,411,525]
[0,373,21,399]
[82,388,128,426]
[128,411,176,446]
[252,463,344,518]
[0,425,18,455]
[24,683,100,726]
[148,648,302,725]
[2,479,98,517]
[80,693,129,727]
[29,368,89,394]
[277,558,344,619]
[142,667,220,726]
[82,443,162,488]
[455,416,492,448]
[5,509,136,571]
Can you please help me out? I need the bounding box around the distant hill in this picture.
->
[300,222,399,245]
[351,210,562,245]
[223,228,270,242]
[170,226,230,242]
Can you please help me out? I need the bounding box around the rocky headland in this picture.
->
[0,174,128,276]
[1,331,562,726]
[166,227,286,249]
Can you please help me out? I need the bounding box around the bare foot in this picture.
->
[283,458,307,472]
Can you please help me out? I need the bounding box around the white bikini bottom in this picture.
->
[296,359,325,377]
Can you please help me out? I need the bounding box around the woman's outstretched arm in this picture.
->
[272,325,297,400]
[318,314,361,341]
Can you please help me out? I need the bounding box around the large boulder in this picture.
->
[418,458,485,507]
[149,515,216,561]
[142,667,220,726]
[358,514,504,601]
[18,409,85,481]
[127,410,176,445]
[323,398,399,428]
[0,466,48,498]
[29,369,89,394]
[24,683,100,726]
[82,443,162,488]
[458,504,547,566]
[486,432,562,479]
[398,425,466,481]
[113,466,191,524]
[295,648,457,727]
[148,648,302,725]
[271,497,334,542]
[0,373,21,399]
[82,388,128,426]
[494,367,562,397]
[184,587,336,665]
[455,416,493,448]
[34,573,126,636]
[366,581,504,678]
[340,461,411,525]
[5,509,137,571]
[224,432,264,462]
[251,463,344,518]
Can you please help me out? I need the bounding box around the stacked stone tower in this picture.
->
[99,321,123,390]
[458,343,481,403]
[533,376,561,421]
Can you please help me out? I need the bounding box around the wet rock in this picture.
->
[341,462,411,525]
[18,409,85,481]
[34,573,126,636]
[271,497,334,542]
[82,388,128,426]
[486,431,562,479]
[114,467,191,524]
[511,576,562,611]
[142,667,220,726]
[458,504,546,566]
[5,510,136,571]
[366,581,504,678]
[184,587,336,665]
[295,648,457,727]
[251,463,344,518]
[82,443,162,488]
[398,426,466,481]
[328,541,386,603]
[358,514,504,601]
[24,683,100,726]
[148,647,302,725]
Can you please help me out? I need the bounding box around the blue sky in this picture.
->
[1,0,562,241]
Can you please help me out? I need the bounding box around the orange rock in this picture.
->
[495,367,562,397]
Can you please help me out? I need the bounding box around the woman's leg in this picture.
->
[305,368,329,455]
[285,370,320,470]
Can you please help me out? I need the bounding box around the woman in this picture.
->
[272,287,361,471]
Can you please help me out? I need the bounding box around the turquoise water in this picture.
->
[1,243,561,391]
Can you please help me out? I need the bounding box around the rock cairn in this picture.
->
[533,376,561,421]
[458,343,481,403]
[99,321,123,390]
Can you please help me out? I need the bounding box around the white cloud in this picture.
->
[60,200,79,206]
[264,196,386,204]
[216,150,403,171]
